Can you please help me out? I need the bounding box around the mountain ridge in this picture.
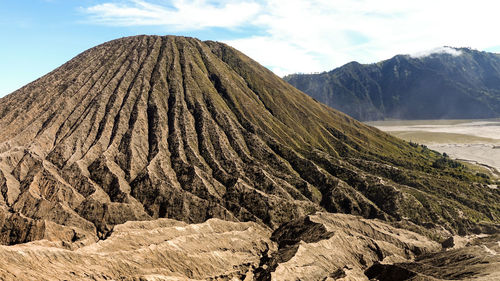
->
[284,47,500,120]
[0,36,498,249]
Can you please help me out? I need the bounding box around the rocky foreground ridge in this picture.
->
[0,35,498,280]
[1,213,498,280]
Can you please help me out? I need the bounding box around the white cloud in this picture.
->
[226,36,325,76]
[85,0,261,30]
[83,0,500,75]
[409,47,463,59]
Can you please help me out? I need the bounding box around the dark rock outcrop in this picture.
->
[366,234,500,281]
[257,212,441,280]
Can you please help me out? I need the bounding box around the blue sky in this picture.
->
[1,0,500,97]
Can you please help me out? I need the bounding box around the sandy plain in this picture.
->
[368,119,500,178]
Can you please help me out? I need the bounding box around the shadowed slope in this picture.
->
[0,36,498,245]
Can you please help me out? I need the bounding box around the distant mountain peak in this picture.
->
[286,47,500,121]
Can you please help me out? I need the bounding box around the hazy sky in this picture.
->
[1,0,500,97]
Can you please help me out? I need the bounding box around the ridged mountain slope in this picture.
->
[285,48,500,120]
[0,36,498,245]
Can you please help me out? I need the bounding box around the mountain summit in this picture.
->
[0,35,499,280]
[0,36,497,248]
[285,47,500,120]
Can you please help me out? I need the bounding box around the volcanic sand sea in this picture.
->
[367,119,500,177]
